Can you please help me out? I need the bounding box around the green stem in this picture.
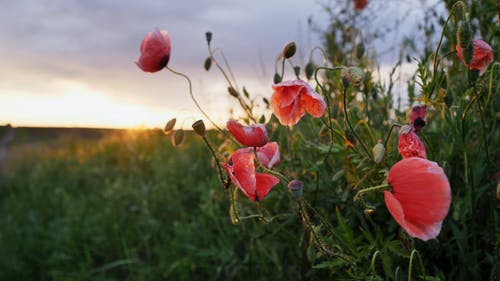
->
[202,136,225,188]
[343,86,370,157]
[431,1,466,84]
[383,123,402,148]
[353,183,390,201]
[166,66,228,136]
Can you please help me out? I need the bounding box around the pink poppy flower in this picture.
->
[456,39,494,75]
[136,28,171,73]
[256,142,280,168]
[271,80,326,126]
[398,125,427,159]
[224,148,280,201]
[227,120,269,147]
[410,105,426,133]
[385,157,451,241]
[353,0,368,11]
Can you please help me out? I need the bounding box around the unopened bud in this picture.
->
[228,86,239,98]
[356,42,365,59]
[164,118,176,134]
[463,41,474,65]
[172,129,185,146]
[262,97,269,106]
[282,41,296,59]
[293,66,300,77]
[273,73,282,84]
[205,31,212,44]
[344,66,364,86]
[288,179,304,198]
[457,21,472,49]
[372,140,385,163]
[192,120,206,136]
[305,62,314,80]
[204,57,212,71]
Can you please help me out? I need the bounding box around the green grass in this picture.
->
[0,130,326,281]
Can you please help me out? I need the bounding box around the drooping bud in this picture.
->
[463,41,474,65]
[172,129,185,146]
[205,31,212,44]
[282,41,297,59]
[164,118,176,134]
[356,42,365,59]
[372,140,385,163]
[305,61,314,80]
[344,66,364,87]
[192,120,206,137]
[288,179,304,198]
[457,21,473,49]
[262,97,269,106]
[228,86,239,98]
[273,73,282,84]
[204,57,212,71]
[293,66,301,77]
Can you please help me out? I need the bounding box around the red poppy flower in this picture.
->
[224,148,280,201]
[385,157,451,241]
[256,142,280,168]
[227,120,269,147]
[136,28,171,73]
[456,39,494,75]
[354,0,368,11]
[271,80,326,126]
[398,125,427,159]
[410,105,426,133]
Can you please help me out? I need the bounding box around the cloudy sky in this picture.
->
[0,0,438,129]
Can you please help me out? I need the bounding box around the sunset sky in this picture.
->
[0,0,437,129]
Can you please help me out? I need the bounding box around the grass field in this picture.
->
[0,128,321,281]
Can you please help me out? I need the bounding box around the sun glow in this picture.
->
[0,80,170,129]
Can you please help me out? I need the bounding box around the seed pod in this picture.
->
[457,21,472,49]
[372,141,385,163]
[204,57,212,71]
[282,41,296,59]
[164,118,176,134]
[344,66,364,87]
[192,120,206,137]
[172,129,185,146]
[293,66,301,77]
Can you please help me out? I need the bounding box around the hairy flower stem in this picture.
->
[342,86,370,157]
[408,249,425,281]
[207,45,256,122]
[431,1,467,93]
[353,183,390,201]
[314,66,345,146]
[383,123,402,149]
[166,66,229,137]
[201,136,225,188]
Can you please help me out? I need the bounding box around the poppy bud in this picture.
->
[172,129,185,146]
[463,41,474,66]
[294,66,301,77]
[228,86,239,98]
[262,97,269,106]
[288,179,304,198]
[282,41,296,59]
[192,120,206,137]
[457,21,472,49]
[372,140,385,163]
[164,118,176,134]
[273,73,282,84]
[205,31,212,44]
[305,62,314,80]
[356,42,365,59]
[344,67,364,87]
[204,57,212,71]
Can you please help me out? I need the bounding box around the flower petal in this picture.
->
[256,142,280,168]
[410,105,426,133]
[398,125,427,159]
[456,39,494,75]
[254,173,280,201]
[386,157,451,241]
[227,120,269,147]
[136,28,171,73]
[301,83,326,118]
